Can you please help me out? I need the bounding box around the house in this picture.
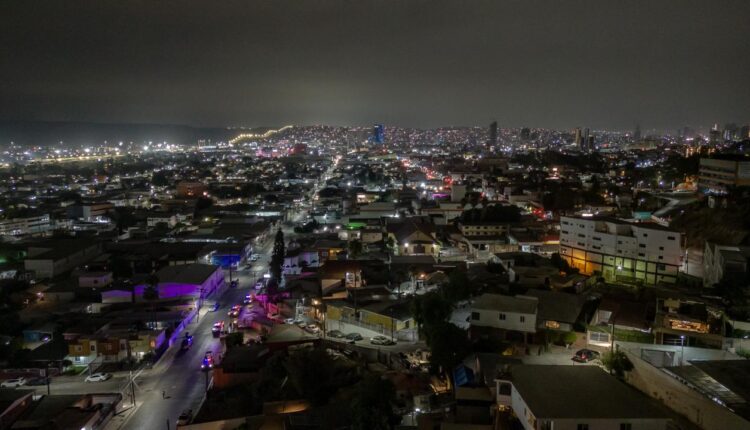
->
[9,393,122,430]
[325,299,417,341]
[490,252,559,287]
[499,365,672,430]
[318,260,362,295]
[470,294,538,343]
[387,218,441,258]
[78,272,113,288]
[523,290,586,333]
[213,345,270,388]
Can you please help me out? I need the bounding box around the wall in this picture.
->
[550,418,669,430]
[622,348,750,430]
[470,308,536,333]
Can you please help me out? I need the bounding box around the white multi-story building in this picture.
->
[559,216,682,285]
[0,214,52,237]
[470,293,538,341]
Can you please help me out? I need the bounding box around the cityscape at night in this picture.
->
[0,2,749,430]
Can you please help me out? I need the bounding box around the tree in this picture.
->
[348,239,363,260]
[601,347,634,378]
[270,229,285,281]
[562,331,578,347]
[284,347,353,406]
[442,269,470,302]
[350,373,399,430]
[411,292,453,338]
[425,321,470,373]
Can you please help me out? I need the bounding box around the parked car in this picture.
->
[1,377,27,388]
[250,254,260,262]
[85,373,112,382]
[327,329,345,338]
[230,280,238,288]
[370,335,396,346]
[572,348,600,363]
[284,318,296,325]
[26,377,49,386]
[209,302,221,312]
[345,332,363,341]
[243,294,253,305]
[177,409,193,426]
[306,324,320,334]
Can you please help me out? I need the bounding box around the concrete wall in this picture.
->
[551,418,669,430]
[622,348,750,430]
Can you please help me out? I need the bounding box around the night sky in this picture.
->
[1,1,748,130]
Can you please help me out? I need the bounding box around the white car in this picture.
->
[85,372,112,382]
[0,377,27,388]
[306,324,320,334]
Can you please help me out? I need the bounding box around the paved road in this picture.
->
[117,218,288,430]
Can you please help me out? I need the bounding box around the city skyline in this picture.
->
[1,1,749,130]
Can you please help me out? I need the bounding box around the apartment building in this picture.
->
[698,156,750,193]
[703,241,750,288]
[0,214,52,237]
[559,216,682,285]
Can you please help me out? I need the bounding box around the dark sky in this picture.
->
[1,1,749,130]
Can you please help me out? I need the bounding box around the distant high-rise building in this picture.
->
[709,124,722,146]
[372,124,385,144]
[586,135,595,152]
[574,127,582,148]
[583,128,590,150]
[489,121,498,147]
[740,125,750,140]
[633,124,641,141]
[520,127,531,141]
[723,123,738,141]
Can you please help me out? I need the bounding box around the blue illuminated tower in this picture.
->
[372,124,385,144]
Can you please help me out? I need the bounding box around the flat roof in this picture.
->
[156,263,219,285]
[669,360,750,420]
[511,365,670,420]
[473,293,538,314]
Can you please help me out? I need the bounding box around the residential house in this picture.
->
[498,365,671,430]
[470,294,538,343]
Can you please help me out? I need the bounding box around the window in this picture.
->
[659,246,664,251]
[520,316,525,323]
[471,312,480,320]
[578,234,585,238]
[577,425,589,430]
[561,230,569,234]
[593,236,601,241]
[639,244,646,248]
[643,233,648,237]
[658,255,663,260]
[667,236,676,240]
[498,313,506,321]
[90,344,96,351]
[620,424,632,430]
[590,331,609,342]
[617,240,623,244]
[638,253,645,257]
[657,264,666,270]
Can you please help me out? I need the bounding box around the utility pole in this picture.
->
[130,371,136,406]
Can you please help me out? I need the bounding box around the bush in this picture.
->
[562,331,578,346]
[601,348,634,378]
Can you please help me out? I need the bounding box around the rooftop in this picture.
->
[511,365,670,420]
[472,293,538,314]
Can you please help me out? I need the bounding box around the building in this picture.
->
[372,123,385,144]
[470,294,537,342]
[573,127,582,148]
[488,121,498,147]
[703,242,750,289]
[24,239,103,279]
[499,365,671,430]
[559,216,682,285]
[0,214,52,237]
[698,156,750,193]
[175,181,208,198]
